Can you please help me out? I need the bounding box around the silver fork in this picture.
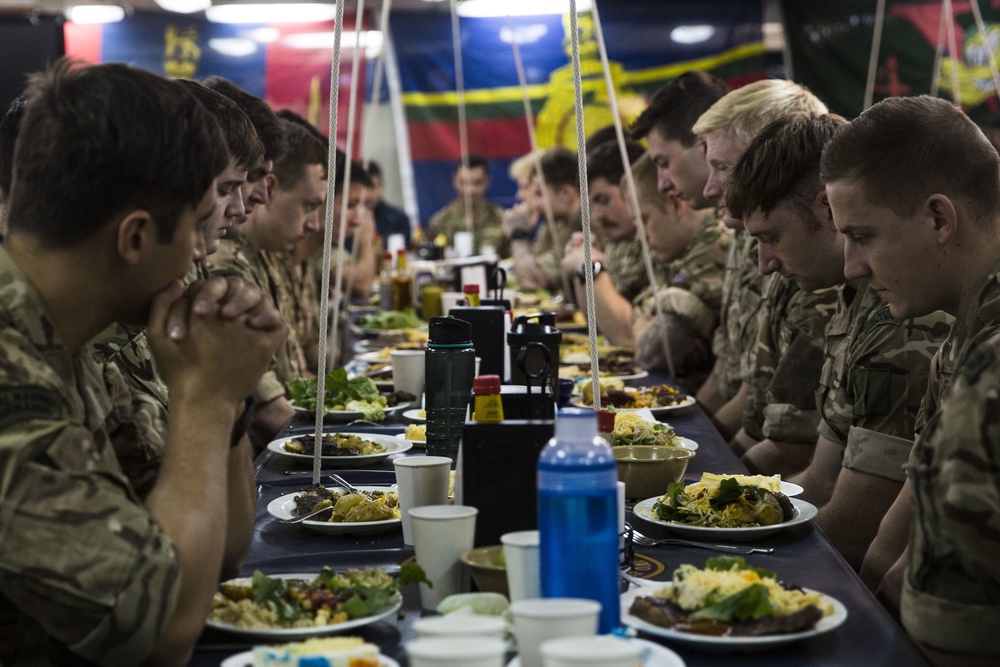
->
[631,529,773,555]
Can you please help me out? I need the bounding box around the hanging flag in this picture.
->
[63,11,365,149]
[392,0,767,223]
[781,0,1000,122]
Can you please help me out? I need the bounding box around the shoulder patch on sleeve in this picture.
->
[861,303,897,335]
[0,386,62,431]
[958,343,997,385]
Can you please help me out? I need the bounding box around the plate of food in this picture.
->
[208,568,402,639]
[559,365,649,382]
[267,485,401,535]
[287,369,402,422]
[402,408,426,422]
[603,412,696,451]
[267,433,411,467]
[572,380,695,415]
[289,401,408,423]
[222,639,399,667]
[505,637,684,667]
[621,557,847,650]
[633,473,818,540]
[396,423,426,449]
[352,309,426,334]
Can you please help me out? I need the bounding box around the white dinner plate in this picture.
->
[289,401,407,423]
[620,583,847,650]
[356,351,394,363]
[781,481,804,497]
[222,651,399,667]
[267,433,412,467]
[569,395,697,415]
[506,637,685,667]
[266,487,402,535]
[632,497,818,541]
[395,432,426,449]
[402,408,426,422]
[207,573,403,639]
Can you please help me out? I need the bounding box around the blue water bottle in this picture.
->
[537,410,620,633]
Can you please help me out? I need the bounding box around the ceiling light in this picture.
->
[208,37,259,56]
[670,25,716,45]
[65,4,126,23]
[283,30,383,57]
[205,3,338,24]
[499,24,548,45]
[153,0,211,13]
[247,27,281,43]
[457,0,592,18]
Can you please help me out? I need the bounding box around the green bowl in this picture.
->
[614,445,695,500]
[460,545,509,598]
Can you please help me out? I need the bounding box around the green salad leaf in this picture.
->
[704,556,775,580]
[689,583,772,623]
[356,309,423,330]
[399,561,433,588]
[286,369,383,417]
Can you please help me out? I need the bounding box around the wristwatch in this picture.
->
[576,260,605,284]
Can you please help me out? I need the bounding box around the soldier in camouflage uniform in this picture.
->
[211,119,328,391]
[901,331,1000,662]
[505,147,583,294]
[0,62,284,666]
[562,139,648,302]
[820,96,1000,619]
[694,80,829,440]
[427,155,509,258]
[90,79,264,499]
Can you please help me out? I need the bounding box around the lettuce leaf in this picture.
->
[689,583,772,623]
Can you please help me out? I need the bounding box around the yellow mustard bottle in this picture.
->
[472,374,504,423]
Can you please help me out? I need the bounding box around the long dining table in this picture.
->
[189,376,929,667]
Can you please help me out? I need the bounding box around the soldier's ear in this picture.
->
[116,210,155,266]
[925,194,957,245]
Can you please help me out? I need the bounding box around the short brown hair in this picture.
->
[630,71,730,145]
[820,95,1000,226]
[726,114,845,230]
[8,60,227,246]
[203,76,287,164]
[177,79,263,172]
[272,118,327,191]
[539,147,579,191]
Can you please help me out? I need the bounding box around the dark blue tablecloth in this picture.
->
[190,379,928,667]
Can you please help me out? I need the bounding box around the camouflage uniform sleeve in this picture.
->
[838,306,951,481]
[531,218,579,294]
[754,285,839,443]
[0,334,180,664]
[475,205,509,258]
[901,335,1000,655]
[427,204,457,243]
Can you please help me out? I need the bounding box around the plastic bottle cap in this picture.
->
[463,284,480,294]
[597,410,616,433]
[473,374,501,394]
[428,315,473,344]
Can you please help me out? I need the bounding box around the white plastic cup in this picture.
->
[540,635,642,667]
[390,349,425,404]
[453,231,474,258]
[406,636,506,667]
[509,598,601,667]
[412,614,507,639]
[394,456,452,545]
[440,291,465,314]
[501,530,540,602]
[409,504,478,610]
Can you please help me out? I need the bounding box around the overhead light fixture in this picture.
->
[670,25,716,45]
[499,24,548,45]
[65,4,126,23]
[208,37,259,56]
[283,30,383,57]
[457,0,592,18]
[153,0,211,13]
[205,3,338,24]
